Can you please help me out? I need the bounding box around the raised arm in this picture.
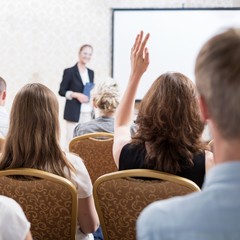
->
[113,31,150,168]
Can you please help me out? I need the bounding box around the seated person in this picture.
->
[137,27,240,240]
[0,83,99,240]
[0,195,32,240]
[0,77,9,137]
[73,78,120,137]
[113,31,214,189]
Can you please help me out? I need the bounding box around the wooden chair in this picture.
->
[0,137,4,153]
[69,132,117,183]
[0,168,78,240]
[93,169,200,240]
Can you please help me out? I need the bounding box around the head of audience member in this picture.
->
[0,77,7,106]
[78,44,93,65]
[91,78,120,117]
[0,83,73,177]
[195,28,240,147]
[133,72,205,173]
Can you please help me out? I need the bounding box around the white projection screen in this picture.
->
[112,8,240,99]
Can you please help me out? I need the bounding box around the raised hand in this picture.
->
[130,31,150,78]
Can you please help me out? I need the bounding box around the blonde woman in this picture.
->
[73,78,120,137]
[0,83,99,240]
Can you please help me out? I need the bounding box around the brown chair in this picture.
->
[69,132,117,183]
[93,169,200,240]
[0,168,78,240]
[0,137,4,153]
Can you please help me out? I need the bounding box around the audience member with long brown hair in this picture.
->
[0,83,99,240]
[113,31,214,188]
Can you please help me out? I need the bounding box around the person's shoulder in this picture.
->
[0,195,18,208]
[138,191,203,230]
[65,152,82,165]
[73,120,97,137]
[0,196,25,215]
[87,67,94,73]
[64,64,78,72]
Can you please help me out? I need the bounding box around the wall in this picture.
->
[0,0,234,147]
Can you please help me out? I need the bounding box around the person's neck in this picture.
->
[211,122,240,164]
[77,62,86,72]
[99,111,115,118]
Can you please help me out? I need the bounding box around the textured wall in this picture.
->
[0,0,233,147]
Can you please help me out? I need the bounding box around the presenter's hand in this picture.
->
[130,31,150,79]
[72,92,89,103]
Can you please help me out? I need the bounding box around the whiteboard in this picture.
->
[112,8,240,99]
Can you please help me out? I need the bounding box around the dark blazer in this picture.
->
[59,64,94,122]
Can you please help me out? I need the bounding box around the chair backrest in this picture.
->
[0,168,78,240]
[69,132,117,183]
[93,169,200,240]
[0,137,4,153]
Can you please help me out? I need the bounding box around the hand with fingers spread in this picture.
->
[130,31,150,78]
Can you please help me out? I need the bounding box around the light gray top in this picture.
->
[137,161,240,240]
[73,116,114,137]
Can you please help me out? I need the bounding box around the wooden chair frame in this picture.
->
[0,168,78,240]
[93,169,200,240]
[69,132,117,183]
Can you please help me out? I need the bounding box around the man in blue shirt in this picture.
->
[137,28,240,240]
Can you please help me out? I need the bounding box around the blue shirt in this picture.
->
[137,162,240,240]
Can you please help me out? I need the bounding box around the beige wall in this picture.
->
[0,0,234,147]
[233,0,240,6]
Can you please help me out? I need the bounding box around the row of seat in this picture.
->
[0,168,200,240]
[0,133,202,239]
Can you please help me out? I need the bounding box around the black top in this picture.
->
[119,143,205,188]
[58,64,94,122]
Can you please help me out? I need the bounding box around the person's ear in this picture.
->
[0,90,6,101]
[2,90,6,101]
[198,95,210,123]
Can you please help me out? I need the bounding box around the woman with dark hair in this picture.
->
[113,31,214,188]
[0,83,99,239]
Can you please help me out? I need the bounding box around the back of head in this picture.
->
[0,83,71,177]
[0,77,7,105]
[0,77,6,93]
[195,28,240,139]
[134,72,204,173]
[91,78,120,114]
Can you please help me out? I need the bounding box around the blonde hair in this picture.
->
[91,78,120,114]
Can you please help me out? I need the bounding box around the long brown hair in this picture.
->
[0,83,74,178]
[133,72,205,174]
